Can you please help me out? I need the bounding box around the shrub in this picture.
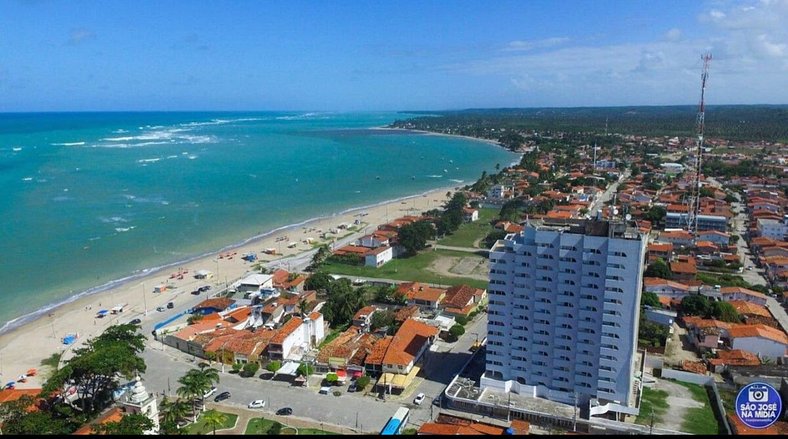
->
[449,324,465,338]
[266,360,282,373]
[356,375,370,391]
[270,422,282,435]
[325,373,338,384]
[241,362,260,378]
[454,315,468,326]
[231,363,243,374]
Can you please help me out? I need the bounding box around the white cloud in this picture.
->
[441,0,788,106]
[67,28,95,46]
[502,37,569,52]
[665,28,682,41]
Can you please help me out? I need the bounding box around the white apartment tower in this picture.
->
[482,220,646,415]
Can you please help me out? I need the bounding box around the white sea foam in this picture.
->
[22,177,33,181]
[275,112,330,121]
[425,174,443,178]
[449,179,464,183]
[115,226,136,233]
[137,158,161,163]
[51,142,86,146]
[112,129,128,134]
[187,155,198,160]
[166,155,178,159]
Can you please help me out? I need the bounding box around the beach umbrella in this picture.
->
[5,381,15,388]
[17,375,27,382]
[26,368,37,376]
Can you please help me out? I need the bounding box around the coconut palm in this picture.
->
[176,372,204,422]
[202,409,228,435]
[159,397,189,434]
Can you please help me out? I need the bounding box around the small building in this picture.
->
[441,284,487,317]
[365,245,393,268]
[194,269,214,280]
[644,307,677,326]
[728,324,788,361]
[237,274,274,293]
[352,305,378,330]
[463,207,479,222]
[192,297,236,315]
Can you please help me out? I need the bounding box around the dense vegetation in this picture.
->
[392,105,788,144]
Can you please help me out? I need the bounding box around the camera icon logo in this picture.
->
[748,386,769,403]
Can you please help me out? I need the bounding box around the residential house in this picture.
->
[237,274,274,293]
[192,297,236,316]
[718,287,769,306]
[670,257,697,282]
[352,305,378,329]
[682,316,731,351]
[463,207,479,222]
[365,246,393,268]
[367,318,439,388]
[647,242,674,263]
[728,324,788,360]
[697,230,731,247]
[408,284,447,310]
[267,312,325,361]
[441,284,487,317]
[707,349,760,373]
[728,300,777,328]
[659,230,694,247]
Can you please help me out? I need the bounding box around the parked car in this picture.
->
[276,407,293,416]
[190,289,201,295]
[248,399,266,409]
[199,285,212,292]
[347,382,357,393]
[166,301,175,309]
[156,306,166,312]
[203,386,217,398]
[129,318,142,325]
[414,393,426,405]
[319,386,331,395]
[214,391,231,402]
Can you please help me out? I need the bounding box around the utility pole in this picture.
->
[649,408,655,434]
[573,392,578,432]
[142,282,148,316]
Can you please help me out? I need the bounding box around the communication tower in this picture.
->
[688,53,712,236]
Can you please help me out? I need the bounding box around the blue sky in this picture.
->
[1,0,786,111]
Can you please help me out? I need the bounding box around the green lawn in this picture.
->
[438,208,498,248]
[676,381,720,435]
[245,418,278,435]
[635,387,669,426]
[322,249,488,289]
[186,412,238,435]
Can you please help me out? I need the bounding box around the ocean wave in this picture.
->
[22,177,33,181]
[425,174,443,178]
[51,142,86,146]
[449,179,464,183]
[137,158,161,164]
[115,226,136,233]
[275,112,331,121]
[99,215,129,224]
[179,117,265,127]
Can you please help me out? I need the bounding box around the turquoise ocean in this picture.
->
[0,112,518,332]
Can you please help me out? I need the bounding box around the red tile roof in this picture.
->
[382,318,439,366]
[728,324,788,345]
[270,317,303,345]
[74,407,125,435]
[194,297,235,311]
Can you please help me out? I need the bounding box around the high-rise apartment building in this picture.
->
[482,220,646,415]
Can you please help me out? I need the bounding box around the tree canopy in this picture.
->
[644,259,672,279]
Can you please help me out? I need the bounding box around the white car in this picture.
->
[248,399,266,409]
[203,386,217,398]
[414,392,426,405]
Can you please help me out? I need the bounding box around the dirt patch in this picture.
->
[651,378,704,432]
[427,256,488,281]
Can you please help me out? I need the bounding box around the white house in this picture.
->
[237,273,274,292]
[358,233,390,248]
[365,245,393,268]
[267,312,325,361]
[643,277,692,300]
[729,324,788,361]
[696,230,730,247]
[463,208,479,222]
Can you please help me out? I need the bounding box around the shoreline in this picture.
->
[0,186,460,337]
[0,185,459,388]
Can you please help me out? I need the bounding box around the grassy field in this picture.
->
[245,418,278,435]
[322,249,488,289]
[635,387,669,426]
[676,381,720,435]
[438,208,498,248]
[186,412,238,434]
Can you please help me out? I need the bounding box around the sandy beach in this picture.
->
[0,186,457,389]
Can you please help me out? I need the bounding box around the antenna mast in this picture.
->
[689,53,712,236]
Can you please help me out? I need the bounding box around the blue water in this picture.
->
[0,112,518,331]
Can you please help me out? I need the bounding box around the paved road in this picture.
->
[434,244,489,255]
[588,169,630,218]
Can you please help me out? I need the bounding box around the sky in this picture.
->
[1,0,786,111]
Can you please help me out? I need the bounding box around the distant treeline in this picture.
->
[391,105,788,143]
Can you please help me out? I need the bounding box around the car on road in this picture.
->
[214,391,231,402]
[747,266,754,271]
[166,301,175,309]
[276,407,293,416]
[203,386,217,398]
[129,318,142,325]
[319,386,331,395]
[248,399,266,409]
[190,289,201,295]
[414,393,426,405]
[156,306,166,312]
[352,278,366,286]
[199,285,212,292]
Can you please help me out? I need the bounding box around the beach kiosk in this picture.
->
[153,284,168,294]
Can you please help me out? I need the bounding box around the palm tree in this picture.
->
[160,397,189,434]
[176,375,202,422]
[202,409,228,435]
[195,365,220,406]
[298,297,309,317]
